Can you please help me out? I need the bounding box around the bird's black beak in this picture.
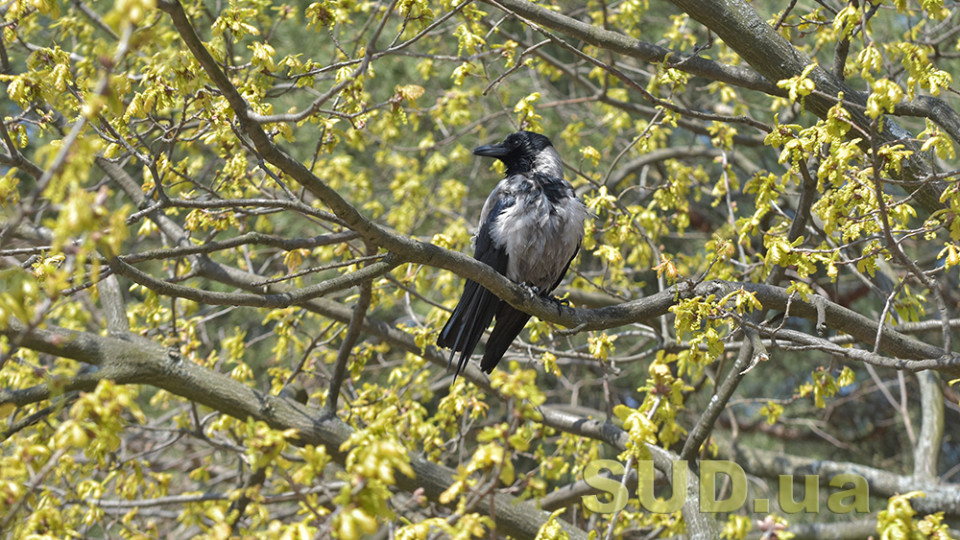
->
[473,143,510,158]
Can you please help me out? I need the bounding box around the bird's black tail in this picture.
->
[437,279,499,379]
[479,303,531,373]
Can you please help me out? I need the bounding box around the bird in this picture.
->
[437,130,588,379]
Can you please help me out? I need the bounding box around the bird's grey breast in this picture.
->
[490,174,587,289]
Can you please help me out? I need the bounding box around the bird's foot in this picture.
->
[548,295,569,316]
[520,282,541,299]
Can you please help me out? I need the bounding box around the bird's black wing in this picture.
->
[437,195,511,378]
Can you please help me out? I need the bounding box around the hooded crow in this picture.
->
[437,131,588,378]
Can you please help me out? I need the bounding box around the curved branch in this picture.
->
[754,326,955,372]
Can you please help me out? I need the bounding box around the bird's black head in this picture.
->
[473,131,560,177]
